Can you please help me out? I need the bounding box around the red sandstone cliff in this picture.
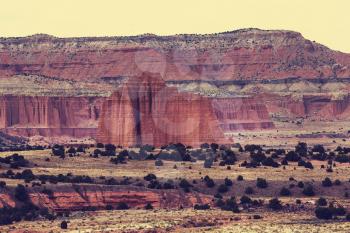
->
[0,29,349,82]
[0,95,104,137]
[1,29,350,139]
[0,185,213,211]
[97,72,229,147]
[212,97,274,131]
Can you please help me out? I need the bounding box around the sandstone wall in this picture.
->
[0,29,349,82]
[0,185,213,211]
[97,72,229,147]
[0,95,104,137]
[212,97,274,131]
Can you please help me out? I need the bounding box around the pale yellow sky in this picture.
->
[0,0,349,53]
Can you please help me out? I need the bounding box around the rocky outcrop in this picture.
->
[1,29,350,138]
[0,185,213,211]
[0,29,349,82]
[212,97,274,131]
[0,95,104,137]
[261,93,350,120]
[97,72,229,147]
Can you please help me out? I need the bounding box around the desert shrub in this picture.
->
[250,151,266,163]
[0,181,6,188]
[322,177,333,187]
[261,157,279,167]
[240,195,252,204]
[245,187,254,195]
[105,204,113,210]
[0,154,29,168]
[219,197,240,213]
[244,144,262,152]
[268,198,282,210]
[304,161,314,169]
[217,184,229,193]
[334,179,341,186]
[200,143,210,149]
[116,202,129,210]
[335,154,350,163]
[20,169,35,181]
[204,158,213,168]
[158,150,182,161]
[285,151,300,162]
[256,178,268,189]
[96,143,104,148]
[144,173,157,181]
[204,176,215,188]
[253,215,262,219]
[93,149,102,157]
[163,180,175,189]
[326,167,333,173]
[52,145,65,157]
[210,143,219,152]
[179,179,192,190]
[224,178,233,187]
[41,188,54,198]
[302,185,315,196]
[317,197,327,206]
[155,159,164,166]
[297,181,304,188]
[281,159,288,165]
[295,142,308,156]
[312,144,326,154]
[237,175,244,181]
[60,220,68,229]
[315,207,333,219]
[76,145,85,153]
[14,184,29,202]
[145,203,154,210]
[67,147,76,155]
[194,204,210,210]
[329,204,346,216]
[280,187,291,196]
[221,149,237,165]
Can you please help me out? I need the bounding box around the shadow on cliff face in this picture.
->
[97,72,229,147]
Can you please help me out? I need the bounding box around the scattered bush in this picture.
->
[317,197,327,206]
[297,181,304,188]
[144,173,157,181]
[256,178,268,189]
[240,195,252,204]
[194,203,210,210]
[116,202,129,210]
[315,207,333,220]
[204,176,215,188]
[217,184,229,193]
[245,187,254,195]
[145,203,154,210]
[155,159,164,166]
[280,187,291,196]
[302,185,315,196]
[224,178,233,187]
[14,184,29,202]
[322,177,333,187]
[268,198,282,210]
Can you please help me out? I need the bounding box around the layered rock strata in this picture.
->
[97,72,229,147]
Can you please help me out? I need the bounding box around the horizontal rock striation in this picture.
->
[212,97,274,131]
[0,29,349,82]
[0,185,213,211]
[0,95,104,137]
[97,72,229,147]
